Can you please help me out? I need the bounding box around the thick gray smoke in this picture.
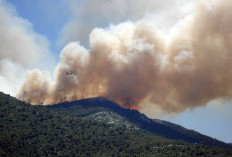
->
[18,0,232,114]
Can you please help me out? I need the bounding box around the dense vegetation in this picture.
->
[47,97,232,149]
[0,92,232,156]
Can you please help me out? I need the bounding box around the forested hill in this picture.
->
[0,92,232,156]
[47,97,232,149]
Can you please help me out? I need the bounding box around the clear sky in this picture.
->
[1,0,232,143]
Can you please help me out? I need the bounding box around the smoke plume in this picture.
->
[0,0,51,95]
[18,0,232,114]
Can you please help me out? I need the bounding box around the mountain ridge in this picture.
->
[46,97,232,149]
[1,92,232,156]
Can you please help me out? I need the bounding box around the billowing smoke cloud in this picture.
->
[18,0,232,114]
[60,0,188,47]
[0,0,51,95]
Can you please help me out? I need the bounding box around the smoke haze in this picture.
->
[61,0,186,47]
[13,0,232,114]
[0,0,51,95]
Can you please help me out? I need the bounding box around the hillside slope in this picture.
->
[0,92,232,156]
[47,97,232,149]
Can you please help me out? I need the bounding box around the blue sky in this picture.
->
[8,0,70,54]
[2,0,232,143]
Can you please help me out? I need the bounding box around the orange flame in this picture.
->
[130,106,137,110]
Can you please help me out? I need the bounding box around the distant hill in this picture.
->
[47,97,232,150]
[1,92,232,156]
